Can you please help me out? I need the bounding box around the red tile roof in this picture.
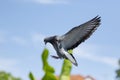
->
[56,75,95,80]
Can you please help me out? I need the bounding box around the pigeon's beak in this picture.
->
[45,41,47,45]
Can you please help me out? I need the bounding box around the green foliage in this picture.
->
[0,49,73,80]
[59,59,72,80]
[28,48,73,80]
[41,48,57,80]
[116,69,120,78]
[116,59,120,79]
[0,71,21,80]
[29,72,36,80]
[59,50,73,80]
[68,50,73,54]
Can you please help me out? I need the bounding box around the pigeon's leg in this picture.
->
[51,55,60,59]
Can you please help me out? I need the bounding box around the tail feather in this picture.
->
[62,48,78,66]
[69,54,78,66]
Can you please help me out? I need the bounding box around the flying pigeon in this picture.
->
[44,16,101,66]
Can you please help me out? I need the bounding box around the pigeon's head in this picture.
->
[44,36,58,44]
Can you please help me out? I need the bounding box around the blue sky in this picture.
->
[0,0,120,80]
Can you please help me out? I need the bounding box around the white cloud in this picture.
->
[0,58,17,69]
[26,0,68,4]
[0,31,46,47]
[0,36,5,43]
[0,58,18,73]
[74,44,118,68]
[0,31,7,44]
[31,33,45,43]
[0,58,23,79]
[11,36,28,46]
[31,33,46,48]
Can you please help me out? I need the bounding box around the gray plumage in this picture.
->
[44,16,101,66]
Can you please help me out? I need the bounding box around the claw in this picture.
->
[51,55,60,59]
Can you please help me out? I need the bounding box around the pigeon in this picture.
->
[44,16,101,66]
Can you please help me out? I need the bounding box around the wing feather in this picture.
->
[61,16,101,50]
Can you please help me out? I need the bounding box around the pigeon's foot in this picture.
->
[51,55,60,59]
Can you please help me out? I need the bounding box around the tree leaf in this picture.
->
[29,72,36,80]
[41,48,57,80]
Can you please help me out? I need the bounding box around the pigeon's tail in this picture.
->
[69,54,78,66]
[61,48,78,66]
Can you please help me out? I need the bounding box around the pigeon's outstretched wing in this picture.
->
[61,16,101,50]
